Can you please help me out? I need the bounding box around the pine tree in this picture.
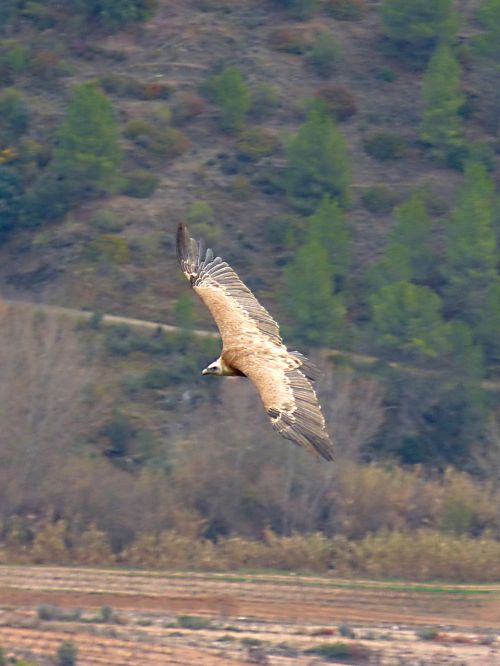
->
[282,236,345,346]
[389,193,434,284]
[369,280,447,361]
[208,67,251,132]
[443,161,497,326]
[477,0,500,62]
[52,82,122,195]
[285,109,351,212]
[307,196,350,289]
[380,0,459,66]
[420,45,464,162]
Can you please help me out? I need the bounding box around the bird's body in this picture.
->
[176,223,334,461]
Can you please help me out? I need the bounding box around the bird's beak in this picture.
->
[201,368,208,376]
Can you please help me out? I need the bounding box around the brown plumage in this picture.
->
[176,223,334,461]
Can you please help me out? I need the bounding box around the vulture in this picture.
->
[176,223,334,461]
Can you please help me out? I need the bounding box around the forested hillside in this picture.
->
[1,0,500,572]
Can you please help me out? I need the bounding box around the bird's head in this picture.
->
[202,358,223,376]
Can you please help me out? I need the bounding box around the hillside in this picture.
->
[0,0,500,560]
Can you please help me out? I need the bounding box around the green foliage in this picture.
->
[369,281,447,360]
[0,88,29,143]
[272,0,319,20]
[177,615,212,629]
[87,235,130,265]
[308,197,351,288]
[389,193,434,284]
[76,0,156,28]
[53,82,122,195]
[207,67,251,132]
[124,116,190,159]
[326,0,366,21]
[380,0,459,66]
[175,294,195,331]
[282,235,346,346]
[57,640,77,666]
[285,109,351,212]
[304,641,371,663]
[443,162,497,328]
[364,130,407,160]
[235,127,279,161]
[248,83,281,121]
[476,0,500,62]
[306,32,342,79]
[361,185,398,215]
[0,166,22,235]
[122,169,158,197]
[416,627,439,641]
[100,605,114,622]
[479,279,500,362]
[420,45,464,162]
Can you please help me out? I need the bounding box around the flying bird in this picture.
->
[176,223,334,461]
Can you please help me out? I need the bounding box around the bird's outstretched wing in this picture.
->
[176,223,334,461]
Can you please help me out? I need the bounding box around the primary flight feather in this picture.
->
[176,223,334,462]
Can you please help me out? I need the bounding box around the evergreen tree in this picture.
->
[52,82,122,195]
[420,45,464,163]
[369,280,447,361]
[307,196,350,289]
[282,236,345,346]
[388,193,435,284]
[285,109,351,212]
[363,193,433,299]
[479,279,500,363]
[443,161,497,326]
[477,0,500,62]
[380,0,459,66]
[0,166,22,235]
[208,67,251,132]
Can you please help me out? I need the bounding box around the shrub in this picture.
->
[315,85,357,121]
[361,185,398,214]
[185,200,214,226]
[230,174,252,200]
[86,235,130,264]
[29,49,65,81]
[122,169,158,197]
[172,91,205,124]
[326,0,366,21]
[273,0,319,20]
[249,83,281,121]
[57,640,77,666]
[268,28,309,54]
[206,66,251,131]
[373,65,397,82]
[22,2,57,29]
[78,0,157,29]
[416,627,439,641]
[305,642,372,663]
[236,127,279,161]
[364,130,407,160]
[124,119,190,159]
[177,615,212,630]
[38,604,61,621]
[306,32,341,78]
[0,88,29,143]
[100,74,171,99]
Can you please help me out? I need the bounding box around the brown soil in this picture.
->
[0,566,499,665]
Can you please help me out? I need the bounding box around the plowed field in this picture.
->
[0,566,499,664]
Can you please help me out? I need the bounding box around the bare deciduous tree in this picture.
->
[0,302,94,518]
